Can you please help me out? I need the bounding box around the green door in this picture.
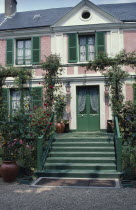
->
[77,86,100,131]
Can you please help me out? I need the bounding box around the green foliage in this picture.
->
[30,107,54,139]
[104,65,129,116]
[54,93,66,122]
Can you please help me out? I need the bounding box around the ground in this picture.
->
[0,178,136,210]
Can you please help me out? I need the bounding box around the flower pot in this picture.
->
[61,122,65,133]
[56,122,62,133]
[56,122,65,133]
[1,161,19,182]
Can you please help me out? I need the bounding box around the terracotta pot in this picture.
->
[56,122,62,133]
[1,161,19,182]
[61,122,65,133]
[56,122,65,133]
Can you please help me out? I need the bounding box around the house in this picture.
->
[0,0,136,180]
[0,0,136,129]
[0,0,135,131]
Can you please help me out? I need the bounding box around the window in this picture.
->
[68,32,105,63]
[6,37,40,66]
[11,89,31,114]
[16,40,31,65]
[79,35,95,62]
[81,11,91,20]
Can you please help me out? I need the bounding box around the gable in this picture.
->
[52,0,122,27]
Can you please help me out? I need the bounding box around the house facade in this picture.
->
[0,0,136,131]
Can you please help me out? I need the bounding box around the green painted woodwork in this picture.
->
[2,88,9,117]
[133,84,136,104]
[95,32,105,58]
[77,86,100,131]
[79,35,95,62]
[16,39,31,65]
[6,39,14,66]
[114,116,122,172]
[68,33,78,63]
[32,37,40,65]
[37,136,43,171]
[31,87,43,108]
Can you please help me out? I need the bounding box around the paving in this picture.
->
[0,178,136,210]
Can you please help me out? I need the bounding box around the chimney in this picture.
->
[5,0,17,17]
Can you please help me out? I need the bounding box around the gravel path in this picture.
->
[0,178,136,210]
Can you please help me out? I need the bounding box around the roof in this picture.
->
[0,2,136,31]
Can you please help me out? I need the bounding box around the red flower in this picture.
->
[34,106,37,109]
[47,114,50,116]
[50,122,53,125]
[29,115,33,117]
[38,122,41,124]
[49,85,53,88]
[44,103,47,106]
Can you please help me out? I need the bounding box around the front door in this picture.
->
[77,86,100,131]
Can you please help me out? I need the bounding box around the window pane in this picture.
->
[25,40,31,48]
[88,36,95,61]
[79,37,86,62]
[17,41,23,48]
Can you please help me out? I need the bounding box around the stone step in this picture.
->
[53,142,114,147]
[55,138,113,142]
[36,169,120,179]
[46,157,116,164]
[50,152,115,158]
[44,163,116,170]
[52,147,115,152]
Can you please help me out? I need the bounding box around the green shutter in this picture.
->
[31,87,42,108]
[133,84,136,104]
[2,88,8,118]
[32,37,40,65]
[6,39,14,66]
[68,34,77,63]
[95,32,105,58]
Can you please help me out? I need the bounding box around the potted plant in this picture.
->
[0,137,22,182]
[54,94,66,133]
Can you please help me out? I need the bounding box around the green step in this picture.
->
[44,163,116,170]
[55,138,114,142]
[46,157,116,164]
[36,169,120,179]
[50,152,115,158]
[52,147,114,152]
[53,142,114,147]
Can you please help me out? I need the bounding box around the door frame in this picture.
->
[76,85,100,132]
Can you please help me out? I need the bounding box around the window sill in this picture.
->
[14,64,33,67]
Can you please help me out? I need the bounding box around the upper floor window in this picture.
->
[79,35,95,62]
[6,37,40,66]
[16,40,31,65]
[68,32,105,63]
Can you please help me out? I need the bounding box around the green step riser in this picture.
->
[56,139,113,142]
[44,166,116,170]
[50,154,115,158]
[36,173,119,179]
[53,143,114,147]
[52,148,115,152]
[46,160,115,164]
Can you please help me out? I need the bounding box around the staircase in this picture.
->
[37,132,120,179]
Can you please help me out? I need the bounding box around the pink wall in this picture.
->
[126,84,134,101]
[67,67,74,75]
[124,31,136,72]
[78,66,96,74]
[0,40,6,66]
[41,36,51,62]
